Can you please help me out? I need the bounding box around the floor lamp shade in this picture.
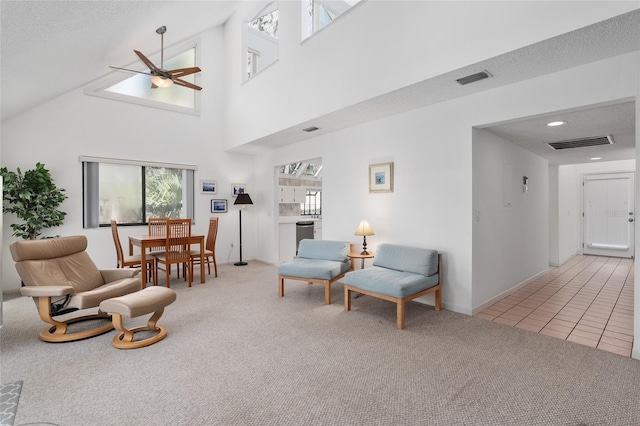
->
[233,194,253,266]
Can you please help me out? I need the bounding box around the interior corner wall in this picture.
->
[634,75,640,360]
[472,128,549,310]
[549,166,560,266]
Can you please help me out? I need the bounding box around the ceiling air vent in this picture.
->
[456,70,492,85]
[303,126,320,132]
[547,135,613,150]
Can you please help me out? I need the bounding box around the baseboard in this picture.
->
[471,268,551,316]
[549,253,577,268]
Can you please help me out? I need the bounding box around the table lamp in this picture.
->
[233,193,253,266]
[354,220,374,255]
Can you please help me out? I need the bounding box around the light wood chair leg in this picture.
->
[345,286,352,311]
[324,281,331,305]
[435,288,442,311]
[397,300,405,330]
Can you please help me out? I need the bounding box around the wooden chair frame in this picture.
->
[344,253,442,329]
[34,296,114,343]
[111,220,156,286]
[279,244,354,305]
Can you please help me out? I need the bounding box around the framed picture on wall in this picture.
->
[200,180,217,194]
[211,199,228,213]
[231,183,247,197]
[369,162,394,193]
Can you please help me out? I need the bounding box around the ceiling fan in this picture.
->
[109,26,202,91]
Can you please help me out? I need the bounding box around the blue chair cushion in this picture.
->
[278,258,351,280]
[342,266,439,299]
[373,244,438,277]
[297,239,350,262]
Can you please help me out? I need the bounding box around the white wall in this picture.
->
[472,128,549,310]
[0,27,256,291]
[223,1,638,148]
[253,51,639,316]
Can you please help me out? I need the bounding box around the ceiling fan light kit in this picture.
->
[109,25,202,91]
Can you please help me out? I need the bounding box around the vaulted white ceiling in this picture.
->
[2,2,638,165]
[0,0,241,122]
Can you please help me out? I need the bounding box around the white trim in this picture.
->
[471,268,551,316]
[79,155,197,171]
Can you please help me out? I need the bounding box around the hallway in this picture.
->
[476,255,634,357]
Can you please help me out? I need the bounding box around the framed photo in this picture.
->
[200,180,217,194]
[369,162,394,193]
[231,183,247,197]
[211,199,228,213]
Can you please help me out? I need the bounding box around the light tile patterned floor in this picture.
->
[476,255,634,357]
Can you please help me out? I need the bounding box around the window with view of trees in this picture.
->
[82,158,195,227]
[303,0,363,39]
[246,2,279,80]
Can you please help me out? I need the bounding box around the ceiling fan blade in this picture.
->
[173,77,203,91]
[109,66,152,76]
[134,50,160,73]
[168,67,202,78]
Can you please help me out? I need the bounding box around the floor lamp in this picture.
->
[234,193,253,266]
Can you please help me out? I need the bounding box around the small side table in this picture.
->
[348,252,374,269]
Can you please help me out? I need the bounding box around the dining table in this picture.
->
[128,234,206,287]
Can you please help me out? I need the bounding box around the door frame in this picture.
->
[581,171,635,258]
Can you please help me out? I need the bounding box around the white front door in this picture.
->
[583,172,635,258]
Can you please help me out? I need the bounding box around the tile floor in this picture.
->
[476,255,634,357]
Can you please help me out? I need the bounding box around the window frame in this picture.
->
[80,156,196,228]
[83,38,202,116]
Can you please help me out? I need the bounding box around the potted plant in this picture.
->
[1,162,68,240]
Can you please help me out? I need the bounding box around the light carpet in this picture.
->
[2,262,640,426]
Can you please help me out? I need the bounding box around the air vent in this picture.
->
[456,70,492,85]
[303,126,320,132]
[547,135,613,150]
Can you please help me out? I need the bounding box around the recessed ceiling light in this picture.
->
[590,157,602,161]
[547,121,566,127]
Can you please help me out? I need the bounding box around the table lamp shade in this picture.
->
[354,220,374,237]
[354,220,374,255]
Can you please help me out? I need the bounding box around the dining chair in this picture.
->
[190,217,218,278]
[155,218,192,288]
[111,220,156,286]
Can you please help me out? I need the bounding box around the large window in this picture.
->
[82,157,195,227]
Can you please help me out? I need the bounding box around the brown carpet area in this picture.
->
[2,262,639,425]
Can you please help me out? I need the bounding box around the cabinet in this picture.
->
[279,186,301,203]
[278,223,297,262]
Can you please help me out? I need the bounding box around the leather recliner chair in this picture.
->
[10,235,141,343]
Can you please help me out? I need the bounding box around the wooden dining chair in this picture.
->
[110,220,156,286]
[190,217,218,278]
[155,218,192,288]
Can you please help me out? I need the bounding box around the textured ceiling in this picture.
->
[1,2,638,164]
[0,0,240,121]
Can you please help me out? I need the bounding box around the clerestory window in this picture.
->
[246,2,279,80]
[303,0,364,39]
[84,44,201,115]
